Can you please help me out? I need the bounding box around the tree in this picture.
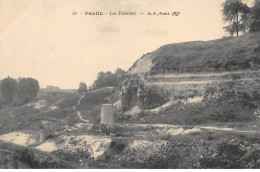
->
[222,0,250,36]
[91,68,126,90]
[0,77,17,103]
[115,68,126,84]
[78,82,88,93]
[248,0,260,32]
[17,77,40,102]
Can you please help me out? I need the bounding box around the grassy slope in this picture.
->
[0,93,78,135]
[128,32,260,75]
[151,32,260,74]
[123,32,260,126]
[0,87,119,134]
[77,87,120,127]
[64,33,260,168]
[121,77,260,128]
[0,87,120,168]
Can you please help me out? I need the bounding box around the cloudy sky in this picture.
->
[0,0,228,89]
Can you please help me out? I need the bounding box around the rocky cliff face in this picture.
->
[117,32,260,114]
[117,74,169,112]
[118,69,260,114]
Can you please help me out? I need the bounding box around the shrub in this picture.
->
[14,148,38,168]
[254,45,260,53]
[91,68,126,90]
[109,140,127,153]
[199,138,260,168]
[17,77,40,101]
[78,82,88,93]
[0,77,17,104]
[120,138,202,169]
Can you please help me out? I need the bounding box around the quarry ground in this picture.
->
[0,69,260,168]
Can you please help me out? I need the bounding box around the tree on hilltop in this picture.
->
[222,0,250,36]
[248,0,260,32]
[91,68,126,90]
[78,82,88,93]
[0,77,17,103]
[17,77,40,103]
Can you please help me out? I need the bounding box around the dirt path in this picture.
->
[0,111,15,118]
[7,112,14,118]
[72,93,86,111]
[149,69,260,79]
[72,91,260,135]
[119,123,260,135]
[77,111,89,122]
[72,93,89,122]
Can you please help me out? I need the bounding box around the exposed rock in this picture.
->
[0,132,37,147]
[117,33,260,117]
[117,74,170,113]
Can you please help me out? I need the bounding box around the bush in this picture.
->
[120,138,202,169]
[254,45,260,53]
[0,77,17,104]
[17,78,40,101]
[248,1,260,32]
[54,149,91,165]
[199,138,260,168]
[15,148,38,168]
[11,99,24,107]
[78,82,87,93]
[109,140,127,153]
[91,68,126,90]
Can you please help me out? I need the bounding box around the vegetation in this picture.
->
[78,82,88,93]
[17,78,40,104]
[0,77,17,104]
[0,141,75,169]
[222,0,250,36]
[91,68,126,90]
[151,32,260,75]
[0,72,260,169]
[94,130,260,169]
[0,5,259,168]
[123,76,260,125]
[222,0,260,36]
[0,77,40,107]
[248,0,260,32]
[77,87,120,124]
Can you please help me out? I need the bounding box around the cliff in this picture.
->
[116,32,260,116]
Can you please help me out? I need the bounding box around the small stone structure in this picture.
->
[101,104,114,134]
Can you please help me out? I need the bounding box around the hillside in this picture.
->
[0,87,120,168]
[128,32,260,75]
[0,33,260,169]
[117,32,260,113]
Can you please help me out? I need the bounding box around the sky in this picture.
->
[0,0,230,89]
